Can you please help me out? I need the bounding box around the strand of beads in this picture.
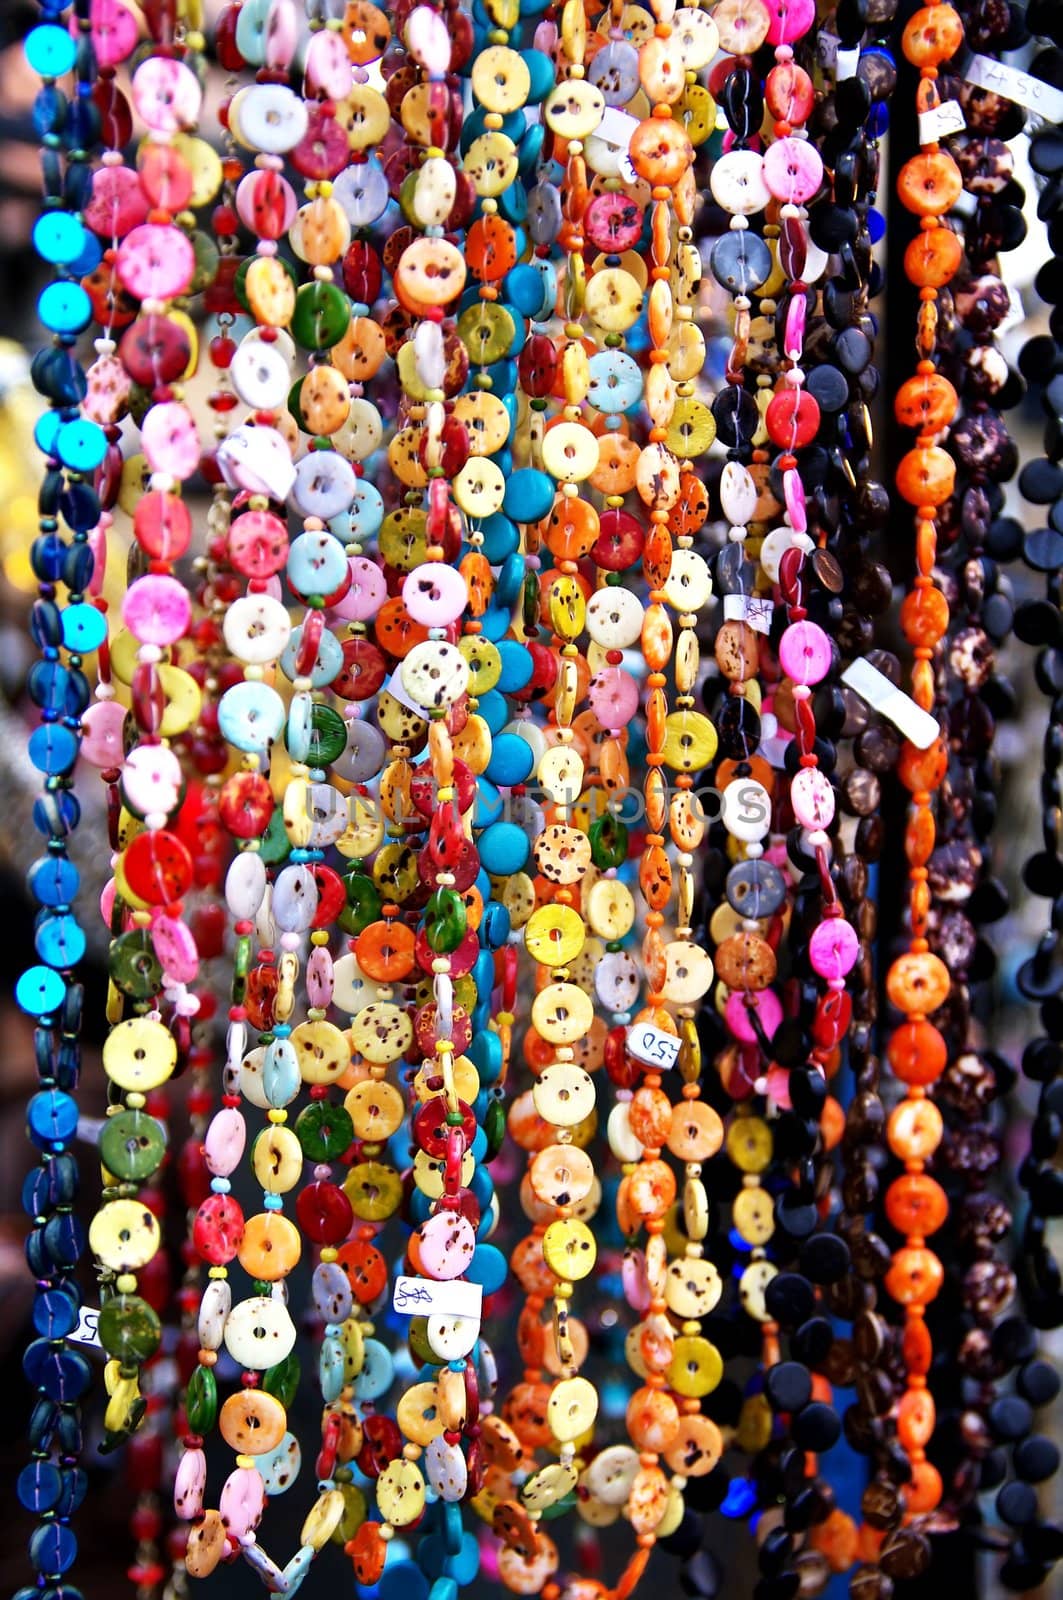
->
[15,4,108,1597]
[881,0,967,1529]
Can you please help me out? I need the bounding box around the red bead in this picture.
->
[219,771,275,840]
[134,491,192,562]
[295,1180,354,1245]
[765,387,820,450]
[192,1193,245,1265]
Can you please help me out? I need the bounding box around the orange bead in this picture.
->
[887,1020,947,1085]
[904,225,963,288]
[810,1508,860,1574]
[884,1245,944,1307]
[894,372,958,432]
[905,1458,943,1514]
[897,1386,937,1450]
[356,919,416,982]
[897,736,948,794]
[629,1084,675,1148]
[902,5,965,67]
[885,1173,949,1236]
[902,1313,934,1377]
[625,1385,681,1452]
[897,151,963,216]
[899,583,949,647]
[886,949,951,1016]
[896,444,956,507]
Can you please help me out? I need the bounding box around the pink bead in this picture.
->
[782,468,806,535]
[405,4,453,72]
[87,521,108,597]
[87,0,138,67]
[809,917,859,980]
[100,877,116,928]
[777,619,831,686]
[304,28,352,99]
[763,136,824,206]
[131,57,203,135]
[122,574,192,646]
[783,293,807,359]
[235,170,298,239]
[765,0,816,45]
[116,223,196,301]
[142,401,201,482]
[174,1447,207,1521]
[588,665,639,730]
[330,556,387,622]
[264,0,299,70]
[122,743,183,815]
[152,911,200,984]
[789,767,835,830]
[204,1107,247,1178]
[403,562,468,626]
[622,1248,650,1312]
[79,699,126,768]
[218,1467,264,1541]
[418,1211,476,1280]
[725,987,783,1044]
[84,164,148,239]
[306,946,334,1009]
[765,1066,792,1109]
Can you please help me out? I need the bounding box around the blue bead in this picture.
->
[867,206,886,244]
[31,212,87,268]
[30,1522,78,1575]
[485,731,535,787]
[23,1342,92,1404]
[59,481,100,535]
[473,777,503,828]
[17,1460,62,1513]
[32,789,80,839]
[43,1210,85,1269]
[33,1287,80,1339]
[503,465,553,524]
[66,230,103,280]
[34,409,62,458]
[27,660,73,715]
[16,965,66,1016]
[518,123,545,176]
[471,947,495,997]
[38,279,92,336]
[479,902,510,952]
[520,46,555,102]
[56,418,106,473]
[61,602,107,653]
[477,821,529,875]
[467,1028,502,1083]
[28,722,78,776]
[35,912,86,968]
[494,638,534,694]
[25,24,78,79]
[476,686,509,733]
[502,263,544,318]
[32,83,68,138]
[466,1242,506,1294]
[497,175,529,226]
[441,1529,478,1580]
[55,1467,88,1518]
[429,1580,459,1600]
[30,533,67,582]
[494,551,525,607]
[380,1564,429,1600]
[27,1088,79,1148]
[478,603,512,643]
[721,1477,757,1519]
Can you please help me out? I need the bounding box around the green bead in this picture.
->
[397,170,420,228]
[259,805,292,866]
[483,1094,506,1161]
[542,1491,577,1521]
[99,1108,166,1182]
[589,813,629,871]
[291,281,350,350]
[188,229,220,295]
[263,1351,301,1410]
[290,701,348,767]
[185,1362,218,1434]
[332,1482,368,1544]
[98,1294,161,1364]
[295,1100,355,1162]
[233,934,252,980]
[425,888,467,953]
[108,929,163,1001]
[407,1317,440,1368]
[339,871,381,937]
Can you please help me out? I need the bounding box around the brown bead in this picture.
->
[861,1478,901,1530]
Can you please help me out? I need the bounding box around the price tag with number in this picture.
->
[626,1022,681,1070]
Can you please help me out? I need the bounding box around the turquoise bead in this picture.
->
[485,731,535,787]
[37,280,92,336]
[495,639,534,694]
[503,467,553,523]
[25,24,78,78]
[478,821,529,875]
[32,212,87,267]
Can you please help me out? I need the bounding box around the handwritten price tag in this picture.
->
[67,1307,102,1350]
[967,54,1063,122]
[626,1022,681,1071]
[723,594,773,634]
[392,1276,484,1318]
[918,100,966,145]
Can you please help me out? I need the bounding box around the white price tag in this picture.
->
[817,31,838,67]
[918,100,966,145]
[722,594,773,634]
[967,55,1063,123]
[596,106,640,152]
[67,1307,102,1350]
[836,46,860,80]
[626,1022,681,1071]
[842,659,940,751]
[383,668,429,717]
[392,1276,484,1318]
[998,285,1025,336]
